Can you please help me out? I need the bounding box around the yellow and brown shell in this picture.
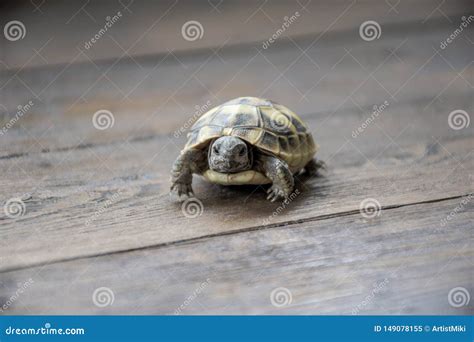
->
[185,97,318,185]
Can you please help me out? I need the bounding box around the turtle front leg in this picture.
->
[255,154,294,202]
[170,148,207,201]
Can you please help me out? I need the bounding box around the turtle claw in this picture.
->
[170,182,194,202]
[266,184,288,202]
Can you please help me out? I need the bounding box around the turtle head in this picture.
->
[209,136,252,173]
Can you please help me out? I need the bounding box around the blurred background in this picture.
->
[0,0,472,152]
[0,1,472,314]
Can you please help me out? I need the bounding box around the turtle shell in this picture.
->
[185,97,318,184]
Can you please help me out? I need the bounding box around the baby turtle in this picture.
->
[171,97,323,202]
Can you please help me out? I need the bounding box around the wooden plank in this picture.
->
[0,2,472,316]
[1,23,472,156]
[0,8,472,307]
[0,124,472,270]
[1,23,473,268]
[1,0,468,69]
[0,197,471,314]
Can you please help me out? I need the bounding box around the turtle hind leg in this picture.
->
[303,158,326,176]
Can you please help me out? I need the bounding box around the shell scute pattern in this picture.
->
[185,97,317,181]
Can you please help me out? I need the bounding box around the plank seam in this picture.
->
[0,193,468,274]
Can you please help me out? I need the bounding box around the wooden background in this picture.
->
[0,0,473,314]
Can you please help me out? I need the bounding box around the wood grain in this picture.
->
[1,96,472,271]
[1,0,468,69]
[1,22,472,156]
[0,3,472,315]
[0,197,471,314]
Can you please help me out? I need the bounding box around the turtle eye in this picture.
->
[238,147,246,156]
[213,146,220,155]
